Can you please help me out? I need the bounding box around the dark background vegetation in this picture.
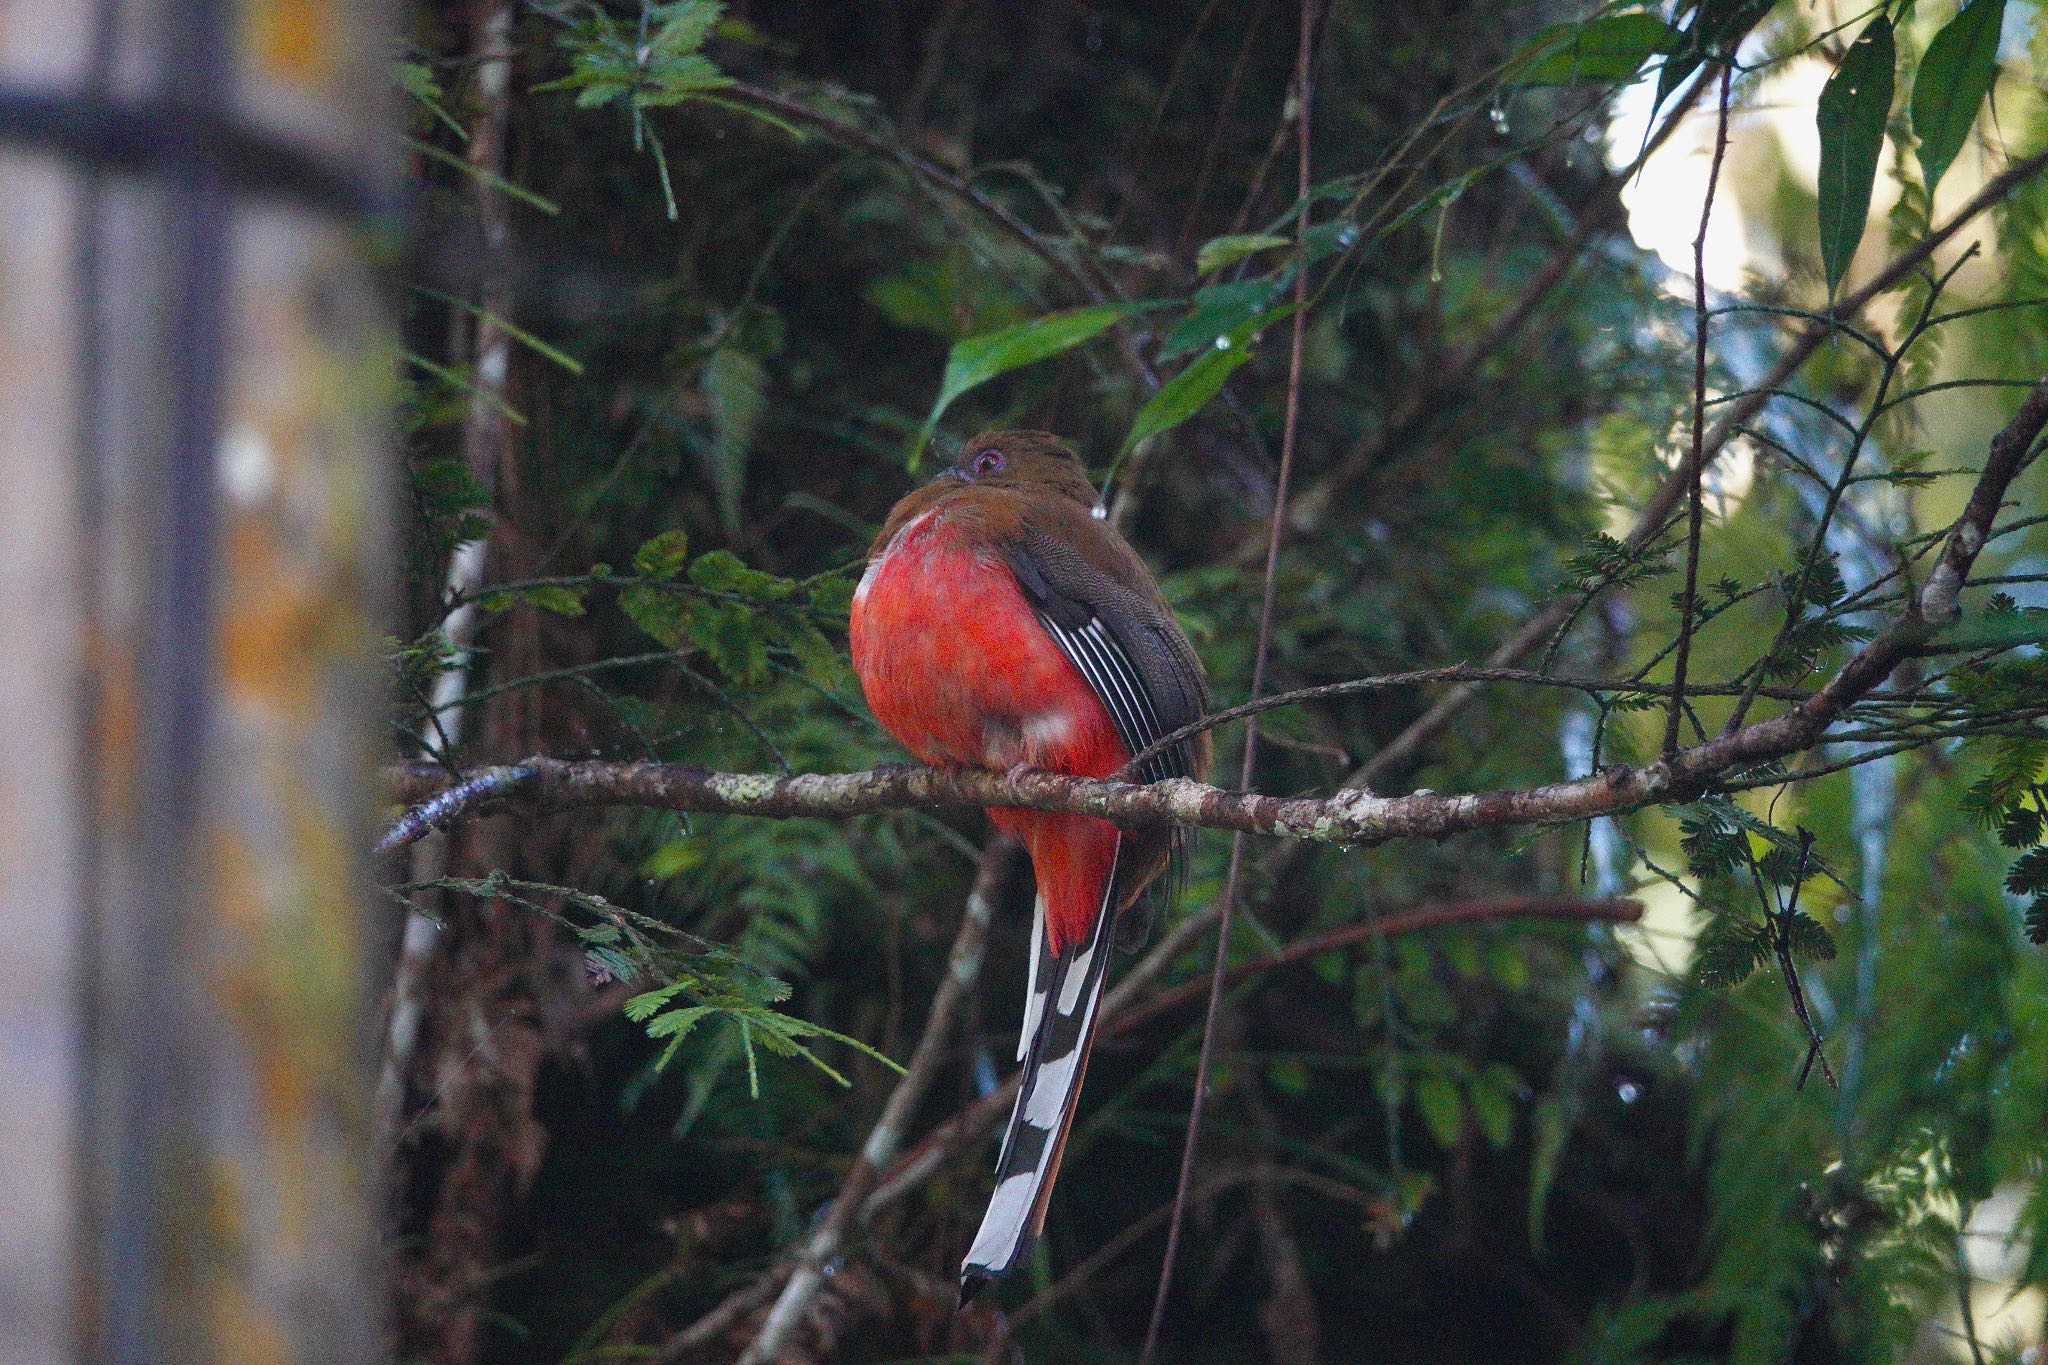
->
[385,1,2048,1361]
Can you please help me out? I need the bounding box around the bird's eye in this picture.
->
[971,448,1004,477]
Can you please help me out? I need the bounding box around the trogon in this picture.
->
[849,429,1211,1301]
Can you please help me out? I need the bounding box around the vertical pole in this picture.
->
[0,2,395,1361]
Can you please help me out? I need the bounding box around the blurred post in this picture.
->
[0,2,394,1361]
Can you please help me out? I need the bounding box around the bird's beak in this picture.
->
[933,466,967,483]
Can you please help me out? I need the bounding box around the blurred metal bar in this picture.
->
[0,1,395,1361]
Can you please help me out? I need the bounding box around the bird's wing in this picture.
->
[999,533,1208,789]
[960,837,1122,1302]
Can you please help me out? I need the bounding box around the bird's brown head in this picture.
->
[873,430,1102,553]
[943,429,1099,507]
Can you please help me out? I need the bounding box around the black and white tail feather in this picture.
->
[958,839,1124,1304]
[959,538,1207,1301]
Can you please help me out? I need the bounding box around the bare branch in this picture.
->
[1665,62,1735,757]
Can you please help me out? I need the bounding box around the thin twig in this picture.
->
[1340,146,2048,794]
[1750,827,1837,1090]
[721,81,1160,390]
[1955,1217,1989,1365]
[1113,663,1909,782]
[1142,5,1315,1356]
[1665,63,1734,757]
[1174,0,1271,260]
[1283,68,1715,533]
[376,3,517,1169]
[1111,896,1640,1036]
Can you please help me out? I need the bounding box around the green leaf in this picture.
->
[1651,0,1778,124]
[641,839,707,879]
[1267,1059,1312,1096]
[412,286,585,375]
[1416,1074,1465,1147]
[633,530,692,578]
[1486,939,1529,992]
[808,575,856,620]
[1694,916,1771,987]
[915,302,1141,461]
[646,1004,713,1039]
[621,585,690,648]
[1928,605,2048,650]
[686,599,770,684]
[1797,553,1848,608]
[1470,1071,1516,1149]
[699,347,767,536]
[645,1,725,73]
[401,349,527,426]
[1912,0,2006,198]
[648,1006,713,1069]
[402,137,560,217]
[1528,1095,1568,1250]
[395,60,465,139]
[2007,847,2048,897]
[1122,307,1292,453]
[1782,910,1837,963]
[1158,276,1284,362]
[624,982,690,1022]
[1515,13,1677,86]
[1996,804,2044,849]
[688,549,794,599]
[1679,803,1748,878]
[1816,15,1896,296]
[475,582,588,617]
[1195,233,1289,275]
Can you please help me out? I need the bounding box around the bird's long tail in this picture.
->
[959,837,1122,1303]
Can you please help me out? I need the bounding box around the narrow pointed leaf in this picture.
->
[1912,0,2006,198]
[915,302,1140,462]
[1816,15,1896,296]
[1515,13,1677,86]
[1121,306,1292,453]
[1195,232,1290,275]
[1651,0,1779,125]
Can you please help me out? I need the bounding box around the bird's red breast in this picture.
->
[850,505,1125,952]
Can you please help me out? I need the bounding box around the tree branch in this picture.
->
[1343,145,2048,793]
[1143,4,1321,1353]
[382,369,2046,859]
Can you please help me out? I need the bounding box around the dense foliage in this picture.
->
[387,2,2048,1361]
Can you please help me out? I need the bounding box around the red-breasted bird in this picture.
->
[849,429,1211,1301]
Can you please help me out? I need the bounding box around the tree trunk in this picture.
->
[0,1,395,1359]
